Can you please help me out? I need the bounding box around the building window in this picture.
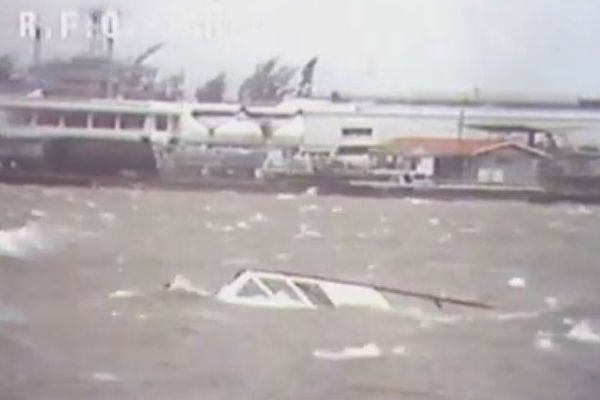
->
[5,108,33,126]
[341,127,373,137]
[37,110,61,126]
[155,115,168,131]
[170,116,180,132]
[92,113,116,129]
[64,112,88,128]
[337,146,370,155]
[121,114,145,130]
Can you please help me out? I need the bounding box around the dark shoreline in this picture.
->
[2,169,600,204]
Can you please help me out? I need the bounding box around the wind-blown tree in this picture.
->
[238,58,297,103]
[195,72,226,103]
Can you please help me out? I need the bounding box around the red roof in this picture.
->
[377,137,504,156]
[472,141,550,158]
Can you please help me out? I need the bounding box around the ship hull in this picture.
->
[0,137,158,177]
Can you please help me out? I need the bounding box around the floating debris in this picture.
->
[566,320,600,344]
[164,274,209,296]
[313,343,382,361]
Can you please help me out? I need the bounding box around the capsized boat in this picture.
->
[216,269,493,311]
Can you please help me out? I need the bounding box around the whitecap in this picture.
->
[236,221,250,230]
[566,320,600,344]
[108,290,139,299]
[566,205,593,216]
[164,274,209,296]
[98,212,115,222]
[0,222,51,259]
[221,257,257,266]
[294,224,322,239]
[85,200,97,209]
[428,218,440,226]
[331,206,343,214]
[439,233,453,243]
[276,193,296,200]
[30,209,46,218]
[495,311,543,321]
[544,296,558,309]
[299,204,320,213]
[90,372,120,382]
[535,331,555,351]
[249,212,267,222]
[305,186,318,196]
[391,345,407,356]
[222,225,235,232]
[313,343,382,361]
[408,198,430,205]
[274,253,290,261]
[507,277,526,288]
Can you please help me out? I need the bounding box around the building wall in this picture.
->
[464,149,541,187]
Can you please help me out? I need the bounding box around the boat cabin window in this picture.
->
[121,114,146,130]
[93,113,117,129]
[237,279,269,298]
[261,278,302,301]
[294,282,334,307]
[5,108,33,126]
[156,115,168,131]
[64,112,88,128]
[341,127,373,137]
[337,146,371,155]
[37,110,61,127]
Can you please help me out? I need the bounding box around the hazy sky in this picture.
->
[2,0,600,98]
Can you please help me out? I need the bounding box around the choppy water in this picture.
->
[1,184,600,399]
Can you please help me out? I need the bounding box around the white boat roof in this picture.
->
[0,95,184,115]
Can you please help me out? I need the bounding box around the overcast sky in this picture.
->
[2,0,600,98]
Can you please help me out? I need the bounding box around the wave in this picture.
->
[0,222,52,259]
[313,343,382,361]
